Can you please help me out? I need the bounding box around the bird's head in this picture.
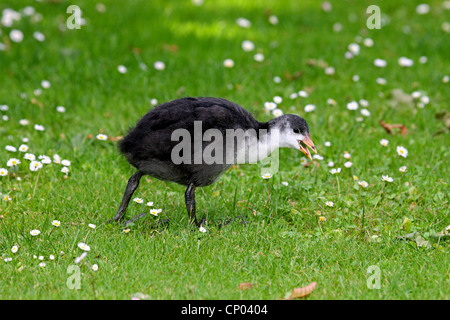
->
[268,114,317,160]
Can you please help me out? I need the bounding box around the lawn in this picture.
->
[0,0,449,300]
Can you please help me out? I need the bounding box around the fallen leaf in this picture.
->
[239,282,253,290]
[380,120,408,137]
[108,136,123,141]
[401,217,412,231]
[287,282,317,299]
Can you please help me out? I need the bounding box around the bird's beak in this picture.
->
[298,134,317,161]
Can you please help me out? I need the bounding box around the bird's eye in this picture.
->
[293,129,300,134]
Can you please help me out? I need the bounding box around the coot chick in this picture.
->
[113,97,316,227]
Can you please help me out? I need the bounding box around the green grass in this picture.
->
[0,0,449,300]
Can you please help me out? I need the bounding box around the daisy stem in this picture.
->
[266,181,271,205]
[336,175,340,200]
[32,168,41,199]
[373,183,385,212]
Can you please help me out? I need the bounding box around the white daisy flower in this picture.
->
[24,153,36,161]
[374,58,387,68]
[347,101,358,110]
[261,173,273,179]
[359,99,369,107]
[41,80,51,89]
[281,181,289,186]
[18,144,29,152]
[272,109,283,117]
[376,77,387,85]
[273,96,282,104]
[313,154,324,160]
[41,156,51,164]
[92,264,99,271]
[53,154,61,164]
[150,208,162,216]
[56,106,66,113]
[298,90,309,98]
[33,31,45,42]
[39,262,46,268]
[358,181,369,188]
[348,43,360,55]
[96,134,108,141]
[7,158,21,167]
[363,38,374,47]
[327,161,334,167]
[61,160,71,166]
[396,146,408,158]
[74,252,88,264]
[324,141,331,147]
[324,67,335,75]
[241,40,255,52]
[398,57,414,67]
[399,166,407,173]
[326,98,336,105]
[236,17,251,28]
[52,220,61,227]
[304,104,316,112]
[77,242,91,251]
[5,145,17,152]
[379,139,389,147]
[223,59,234,68]
[11,246,19,253]
[34,124,45,131]
[273,76,282,83]
[29,161,43,172]
[264,102,277,111]
[49,255,55,260]
[416,4,430,14]
[254,53,264,62]
[10,29,24,43]
[330,168,341,174]
[344,161,353,168]
[19,119,30,126]
[146,201,154,207]
[381,175,394,182]
[117,65,127,73]
[360,109,370,117]
[199,226,207,233]
[88,223,96,229]
[154,61,165,70]
[343,152,351,159]
[133,197,144,204]
[268,15,278,25]
[30,229,41,236]
[325,201,334,207]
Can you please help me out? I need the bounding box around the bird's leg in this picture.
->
[113,171,143,221]
[185,182,199,227]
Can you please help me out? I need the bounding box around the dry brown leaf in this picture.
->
[288,282,317,299]
[108,136,123,141]
[239,282,253,290]
[379,120,408,137]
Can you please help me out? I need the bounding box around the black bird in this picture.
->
[113,97,316,227]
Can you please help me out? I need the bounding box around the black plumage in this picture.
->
[113,97,315,227]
